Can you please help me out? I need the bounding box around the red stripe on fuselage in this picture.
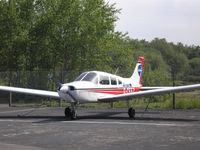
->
[86,87,141,95]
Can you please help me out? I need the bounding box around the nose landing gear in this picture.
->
[64,103,77,120]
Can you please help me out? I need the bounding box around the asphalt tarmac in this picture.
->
[0,105,200,150]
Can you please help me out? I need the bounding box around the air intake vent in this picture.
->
[69,86,75,91]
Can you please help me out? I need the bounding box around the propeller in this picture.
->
[48,74,70,93]
[48,74,77,102]
[48,74,62,90]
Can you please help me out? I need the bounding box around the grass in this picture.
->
[174,93,200,109]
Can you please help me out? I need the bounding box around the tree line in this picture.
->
[0,0,200,91]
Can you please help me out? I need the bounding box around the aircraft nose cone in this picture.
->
[60,86,69,93]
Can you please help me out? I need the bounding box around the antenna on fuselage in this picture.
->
[115,67,119,75]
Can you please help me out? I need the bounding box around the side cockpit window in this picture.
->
[99,75,110,85]
[111,76,117,85]
[118,79,122,85]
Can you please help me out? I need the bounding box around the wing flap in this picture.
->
[0,86,60,99]
[98,84,200,102]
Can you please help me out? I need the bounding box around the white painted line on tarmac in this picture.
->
[0,119,195,127]
[0,108,35,114]
[62,120,193,127]
[0,119,33,123]
[0,108,49,114]
[0,142,50,150]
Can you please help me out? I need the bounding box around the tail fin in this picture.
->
[130,56,144,86]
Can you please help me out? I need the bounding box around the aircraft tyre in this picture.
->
[128,107,135,119]
[70,110,77,120]
[65,107,77,120]
[65,107,71,119]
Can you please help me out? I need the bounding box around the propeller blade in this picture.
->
[48,74,62,89]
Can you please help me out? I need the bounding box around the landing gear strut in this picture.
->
[64,103,77,120]
[128,107,135,119]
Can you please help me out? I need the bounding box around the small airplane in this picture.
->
[0,57,200,119]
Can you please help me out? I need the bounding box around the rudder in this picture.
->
[130,56,144,86]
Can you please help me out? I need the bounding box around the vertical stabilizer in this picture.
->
[130,57,144,86]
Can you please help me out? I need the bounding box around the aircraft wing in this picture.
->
[0,86,60,99]
[98,84,200,102]
[140,87,173,90]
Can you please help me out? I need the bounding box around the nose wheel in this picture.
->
[64,104,77,120]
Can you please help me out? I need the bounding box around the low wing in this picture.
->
[140,87,173,90]
[98,84,200,102]
[0,86,60,99]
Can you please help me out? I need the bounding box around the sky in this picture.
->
[106,0,200,46]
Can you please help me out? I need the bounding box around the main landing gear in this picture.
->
[128,107,135,119]
[64,104,135,120]
[64,103,77,120]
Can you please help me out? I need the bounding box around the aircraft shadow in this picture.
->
[0,111,198,123]
[77,114,198,122]
[87,111,162,115]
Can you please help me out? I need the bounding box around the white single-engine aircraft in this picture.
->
[0,57,200,119]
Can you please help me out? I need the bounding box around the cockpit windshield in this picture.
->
[74,72,97,83]
[74,72,87,81]
[82,72,97,81]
